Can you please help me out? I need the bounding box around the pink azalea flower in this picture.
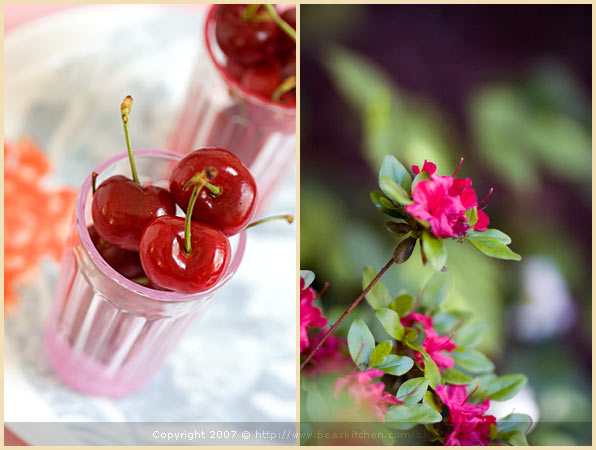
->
[401,313,456,370]
[406,159,491,238]
[435,384,497,446]
[334,369,402,421]
[302,331,353,377]
[300,277,327,352]
[412,160,437,175]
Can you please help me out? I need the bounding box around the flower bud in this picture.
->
[393,236,417,264]
[386,221,411,236]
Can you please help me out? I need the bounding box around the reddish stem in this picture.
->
[300,256,395,371]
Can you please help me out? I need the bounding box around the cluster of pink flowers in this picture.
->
[401,313,456,370]
[300,277,327,352]
[435,384,497,446]
[334,369,402,421]
[406,159,489,239]
[300,276,352,376]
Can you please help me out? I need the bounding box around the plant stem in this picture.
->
[264,4,296,42]
[92,171,98,195]
[245,214,294,229]
[184,171,208,254]
[272,76,296,102]
[120,95,140,184]
[300,256,395,371]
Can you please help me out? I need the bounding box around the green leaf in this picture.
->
[504,430,529,446]
[498,413,532,435]
[347,318,375,366]
[385,403,442,424]
[376,354,414,376]
[300,270,315,289]
[369,340,393,367]
[411,171,430,192]
[397,377,429,405]
[380,176,413,206]
[423,390,442,413]
[362,266,391,309]
[420,272,450,311]
[465,207,478,228]
[389,293,415,317]
[452,348,495,374]
[467,233,521,261]
[379,154,412,194]
[422,353,441,389]
[487,374,528,401]
[432,309,473,335]
[375,308,405,340]
[454,322,488,348]
[441,368,473,385]
[468,228,512,244]
[370,191,408,219]
[421,231,447,271]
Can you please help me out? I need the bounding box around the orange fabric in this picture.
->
[4,138,78,315]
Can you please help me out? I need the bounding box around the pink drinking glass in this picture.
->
[44,150,246,397]
[170,4,296,211]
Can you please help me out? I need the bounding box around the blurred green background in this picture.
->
[300,4,591,445]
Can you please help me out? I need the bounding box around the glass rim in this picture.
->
[204,4,296,116]
[75,148,247,303]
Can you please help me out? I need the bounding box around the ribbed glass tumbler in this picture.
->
[44,150,246,397]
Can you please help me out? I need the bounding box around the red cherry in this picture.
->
[169,148,257,236]
[281,51,296,79]
[88,224,145,279]
[276,8,296,56]
[91,175,176,251]
[224,58,248,81]
[240,61,283,99]
[215,4,278,66]
[139,216,231,293]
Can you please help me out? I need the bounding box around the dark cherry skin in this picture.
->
[240,61,282,98]
[88,225,145,279]
[276,8,296,56]
[139,216,231,293]
[92,175,177,251]
[215,4,279,66]
[169,148,257,236]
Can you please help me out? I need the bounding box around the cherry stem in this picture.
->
[264,4,296,42]
[241,4,260,20]
[131,276,150,287]
[245,214,294,229]
[121,95,140,184]
[184,170,210,255]
[92,171,98,195]
[300,256,395,371]
[183,171,221,196]
[272,76,296,102]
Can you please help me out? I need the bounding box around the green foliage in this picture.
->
[389,293,415,317]
[452,348,495,374]
[368,340,393,367]
[487,374,528,401]
[454,322,488,348]
[379,155,412,194]
[347,318,375,366]
[300,270,315,289]
[379,176,413,206]
[362,266,391,309]
[422,231,447,271]
[467,229,521,261]
[397,378,429,405]
[420,272,450,311]
[375,308,405,340]
[376,354,414,376]
[385,403,443,424]
[442,368,473,385]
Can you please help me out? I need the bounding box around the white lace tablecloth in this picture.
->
[4,5,296,445]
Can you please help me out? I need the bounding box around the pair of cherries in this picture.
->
[91,97,257,293]
[214,4,296,104]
